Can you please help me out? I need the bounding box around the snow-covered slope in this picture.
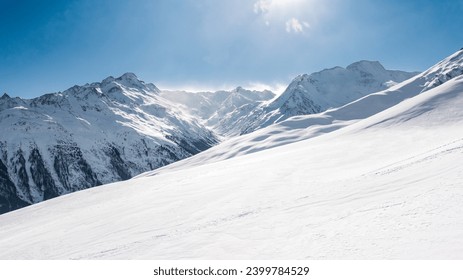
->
[239,61,418,134]
[144,50,463,173]
[0,73,218,214]
[0,51,462,259]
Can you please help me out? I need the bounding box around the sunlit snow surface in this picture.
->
[1,52,463,259]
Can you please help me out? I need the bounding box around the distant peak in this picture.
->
[1,93,10,99]
[346,60,385,71]
[114,72,146,88]
[102,76,115,85]
[290,74,308,83]
[101,73,140,86]
[100,72,160,93]
[234,86,245,92]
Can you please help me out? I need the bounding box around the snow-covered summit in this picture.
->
[272,60,415,111]
[99,72,148,87]
[113,72,159,92]
[87,73,159,96]
[347,59,383,69]
[239,60,418,134]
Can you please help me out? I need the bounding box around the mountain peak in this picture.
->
[113,72,159,92]
[234,86,244,91]
[117,72,138,81]
[114,72,141,86]
[1,93,10,99]
[101,73,142,88]
[346,60,385,72]
[101,76,115,85]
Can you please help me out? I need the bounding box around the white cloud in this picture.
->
[253,0,271,14]
[285,18,310,33]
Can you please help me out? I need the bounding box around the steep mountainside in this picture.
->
[0,73,218,214]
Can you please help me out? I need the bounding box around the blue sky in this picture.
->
[1,0,462,98]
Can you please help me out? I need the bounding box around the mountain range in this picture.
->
[0,59,432,215]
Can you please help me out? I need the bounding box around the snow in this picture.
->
[0,50,462,259]
[12,106,28,110]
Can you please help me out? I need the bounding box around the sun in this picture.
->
[254,0,312,15]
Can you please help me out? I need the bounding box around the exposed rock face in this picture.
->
[52,143,101,193]
[0,157,29,213]
[29,147,58,200]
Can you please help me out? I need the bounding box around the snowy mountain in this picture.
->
[144,50,463,173]
[0,73,218,214]
[159,62,416,137]
[0,50,462,259]
[240,61,418,134]
[160,87,275,136]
